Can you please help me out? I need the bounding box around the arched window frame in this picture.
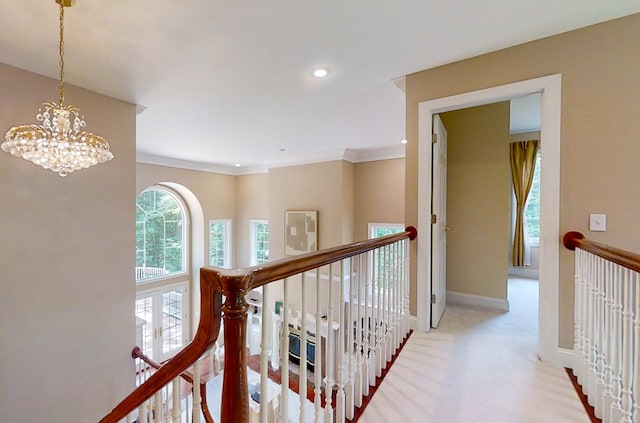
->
[136,185,190,285]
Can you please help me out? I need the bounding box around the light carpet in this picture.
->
[359,278,589,423]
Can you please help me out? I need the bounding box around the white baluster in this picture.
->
[300,273,308,423]
[602,261,615,423]
[632,271,639,423]
[192,360,201,423]
[382,245,390,365]
[594,256,606,417]
[391,242,398,352]
[260,284,270,423]
[154,390,163,422]
[363,250,373,392]
[609,263,624,422]
[281,278,290,423]
[335,260,346,423]
[573,249,584,382]
[325,264,335,423]
[375,246,383,378]
[314,268,323,423]
[345,256,356,419]
[585,252,597,399]
[404,238,411,337]
[620,268,634,423]
[171,377,180,423]
[354,254,364,408]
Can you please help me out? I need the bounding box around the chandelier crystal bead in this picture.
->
[1,0,113,177]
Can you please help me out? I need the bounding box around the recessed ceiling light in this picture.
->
[234,163,240,167]
[401,139,408,144]
[313,68,330,78]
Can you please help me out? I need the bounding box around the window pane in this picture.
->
[162,290,184,354]
[135,188,186,282]
[209,221,229,268]
[525,152,541,240]
[135,296,154,359]
[251,221,269,265]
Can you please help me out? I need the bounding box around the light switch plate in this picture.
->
[589,213,607,232]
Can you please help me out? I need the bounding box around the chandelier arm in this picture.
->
[59,2,65,107]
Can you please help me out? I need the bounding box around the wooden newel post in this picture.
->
[219,273,252,423]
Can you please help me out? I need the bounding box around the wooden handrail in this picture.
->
[101,226,417,423]
[563,231,640,273]
[100,275,223,423]
[204,226,417,423]
[130,346,214,423]
[204,226,418,292]
[131,346,194,384]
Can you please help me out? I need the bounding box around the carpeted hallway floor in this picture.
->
[358,278,590,423]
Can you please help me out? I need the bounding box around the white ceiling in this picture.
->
[1,1,638,174]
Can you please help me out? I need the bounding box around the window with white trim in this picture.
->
[250,220,269,265]
[209,219,231,268]
[135,187,188,282]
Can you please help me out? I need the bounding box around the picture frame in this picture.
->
[285,210,318,256]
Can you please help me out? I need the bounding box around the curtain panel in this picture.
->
[509,140,539,267]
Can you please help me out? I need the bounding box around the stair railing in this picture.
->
[563,231,639,423]
[101,226,417,423]
[130,346,214,423]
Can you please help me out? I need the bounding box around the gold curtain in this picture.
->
[510,140,539,267]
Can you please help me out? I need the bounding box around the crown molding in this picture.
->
[136,145,406,176]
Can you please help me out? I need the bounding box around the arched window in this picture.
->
[136,188,187,282]
[135,186,190,361]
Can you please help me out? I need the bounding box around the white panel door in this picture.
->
[431,114,448,328]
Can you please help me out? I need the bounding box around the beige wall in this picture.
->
[440,103,510,299]
[353,158,406,241]
[237,173,269,267]
[0,63,137,421]
[405,14,640,347]
[267,160,355,308]
[269,161,355,261]
[341,161,355,245]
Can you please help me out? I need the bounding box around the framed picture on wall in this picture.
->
[285,210,318,256]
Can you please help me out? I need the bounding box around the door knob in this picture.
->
[444,225,451,231]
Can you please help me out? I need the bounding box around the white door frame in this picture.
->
[416,74,563,366]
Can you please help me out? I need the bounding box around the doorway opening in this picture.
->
[416,74,563,366]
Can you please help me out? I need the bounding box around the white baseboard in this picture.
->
[447,290,509,312]
[557,347,574,369]
[409,315,418,331]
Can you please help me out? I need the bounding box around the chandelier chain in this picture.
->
[59,2,65,106]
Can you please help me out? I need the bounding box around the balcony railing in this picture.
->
[563,231,640,423]
[136,266,170,282]
[101,227,417,423]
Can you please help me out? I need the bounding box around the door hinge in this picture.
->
[432,133,438,144]
[431,294,436,304]
[431,214,437,224]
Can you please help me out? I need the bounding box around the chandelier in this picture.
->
[1,0,113,177]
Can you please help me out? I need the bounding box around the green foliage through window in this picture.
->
[252,221,269,265]
[209,220,230,268]
[524,152,541,240]
[136,189,186,282]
